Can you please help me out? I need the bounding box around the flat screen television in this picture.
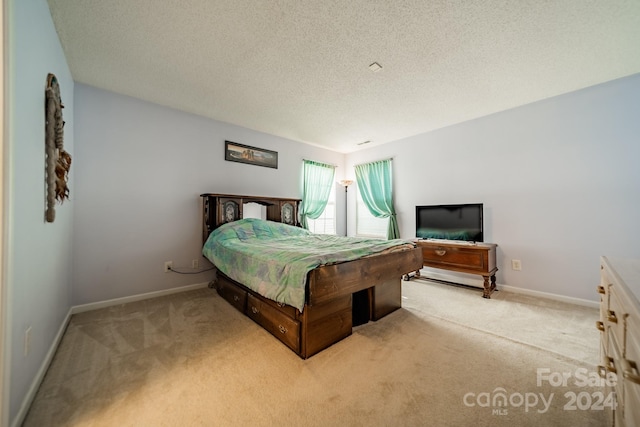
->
[415,203,483,242]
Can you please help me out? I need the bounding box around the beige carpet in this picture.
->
[23,279,609,426]
[402,278,601,366]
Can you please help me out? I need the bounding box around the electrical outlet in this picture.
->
[192,258,199,269]
[164,261,173,273]
[24,326,32,356]
[511,259,522,271]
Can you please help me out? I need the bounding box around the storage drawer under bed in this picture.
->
[247,293,301,353]
[216,274,247,313]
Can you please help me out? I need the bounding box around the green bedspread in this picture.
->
[202,218,415,311]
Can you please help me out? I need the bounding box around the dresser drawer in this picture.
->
[607,332,625,421]
[596,289,608,352]
[623,315,640,427]
[607,284,628,355]
[217,275,247,313]
[247,294,301,353]
[421,245,488,272]
[600,266,614,299]
[626,312,640,375]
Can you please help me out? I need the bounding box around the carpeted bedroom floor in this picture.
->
[23,278,608,426]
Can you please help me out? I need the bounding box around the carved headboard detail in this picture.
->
[200,193,301,245]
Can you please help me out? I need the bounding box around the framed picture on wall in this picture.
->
[225,141,278,169]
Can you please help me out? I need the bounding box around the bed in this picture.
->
[200,193,423,358]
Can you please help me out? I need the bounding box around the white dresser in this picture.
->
[598,257,640,426]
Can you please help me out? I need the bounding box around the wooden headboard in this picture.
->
[200,193,302,245]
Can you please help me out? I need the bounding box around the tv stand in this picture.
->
[409,239,498,298]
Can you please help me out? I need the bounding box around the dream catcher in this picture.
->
[45,73,71,222]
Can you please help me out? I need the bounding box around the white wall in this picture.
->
[7,0,74,423]
[73,84,344,305]
[346,73,640,302]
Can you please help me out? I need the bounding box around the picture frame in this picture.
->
[225,140,278,169]
[222,200,240,223]
[281,202,295,225]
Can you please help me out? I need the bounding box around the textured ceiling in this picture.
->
[47,0,640,153]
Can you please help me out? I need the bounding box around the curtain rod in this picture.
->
[302,159,338,167]
[353,157,393,167]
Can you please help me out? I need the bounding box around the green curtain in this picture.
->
[300,160,336,229]
[354,159,400,239]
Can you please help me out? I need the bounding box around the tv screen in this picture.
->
[416,203,483,242]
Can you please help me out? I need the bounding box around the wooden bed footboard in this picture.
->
[307,247,423,305]
[214,246,423,359]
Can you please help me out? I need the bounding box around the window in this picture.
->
[307,185,336,234]
[355,184,388,238]
[301,159,335,231]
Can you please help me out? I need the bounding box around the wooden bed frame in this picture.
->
[201,193,423,359]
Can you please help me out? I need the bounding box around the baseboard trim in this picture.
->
[12,282,210,427]
[11,308,72,427]
[414,269,599,309]
[71,282,211,314]
[498,284,598,308]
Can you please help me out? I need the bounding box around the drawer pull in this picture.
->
[596,321,605,332]
[597,365,607,378]
[233,295,239,302]
[597,285,605,295]
[621,359,640,385]
[278,325,288,334]
[435,249,447,256]
[251,306,259,314]
[605,356,617,374]
[607,310,618,324]
[276,302,285,308]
